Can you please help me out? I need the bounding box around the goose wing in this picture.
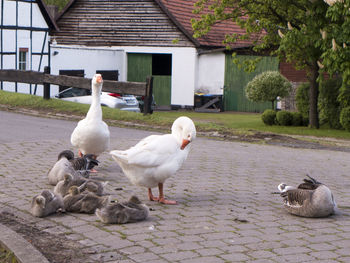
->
[282,189,313,207]
[111,134,180,168]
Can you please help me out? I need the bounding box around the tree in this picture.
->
[319,1,350,85]
[245,71,292,109]
[191,0,333,128]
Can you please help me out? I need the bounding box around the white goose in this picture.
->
[277,175,337,217]
[70,74,110,158]
[110,116,196,205]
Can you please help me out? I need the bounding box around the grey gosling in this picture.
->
[54,173,107,197]
[63,186,110,214]
[95,195,149,224]
[53,173,87,197]
[278,175,337,218]
[30,190,64,217]
[47,150,90,186]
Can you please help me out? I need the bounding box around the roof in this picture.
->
[36,0,59,31]
[53,0,195,47]
[155,0,258,49]
[54,0,258,49]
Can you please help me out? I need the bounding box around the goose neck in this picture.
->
[86,84,102,119]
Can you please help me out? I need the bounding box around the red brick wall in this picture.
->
[279,61,308,82]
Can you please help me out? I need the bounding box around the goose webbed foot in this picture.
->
[148,184,177,205]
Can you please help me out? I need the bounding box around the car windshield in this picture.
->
[61,88,91,98]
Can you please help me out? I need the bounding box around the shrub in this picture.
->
[302,115,309,127]
[319,78,342,129]
[338,83,350,108]
[291,112,303,126]
[245,71,292,109]
[340,107,350,131]
[295,83,310,119]
[276,111,293,126]
[261,109,276,125]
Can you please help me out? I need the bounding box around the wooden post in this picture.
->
[43,66,50,100]
[143,76,153,115]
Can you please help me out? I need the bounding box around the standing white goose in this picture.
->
[277,175,337,217]
[110,116,196,205]
[70,74,110,159]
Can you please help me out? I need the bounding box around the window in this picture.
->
[96,70,119,81]
[19,48,28,70]
[152,54,172,76]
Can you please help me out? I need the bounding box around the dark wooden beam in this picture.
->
[0,69,147,96]
[143,76,153,115]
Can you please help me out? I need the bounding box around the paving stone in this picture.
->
[273,246,312,255]
[220,252,251,261]
[181,256,226,263]
[127,252,162,262]
[248,250,277,259]
[309,251,340,260]
[2,114,350,263]
[160,251,199,261]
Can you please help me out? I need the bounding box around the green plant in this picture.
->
[295,83,310,119]
[276,111,293,126]
[192,0,342,128]
[338,83,350,109]
[319,78,342,129]
[261,109,276,125]
[302,115,309,127]
[245,71,292,109]
[291,112,303,126]
[340,107,350,131]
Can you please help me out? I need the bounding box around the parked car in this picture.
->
[54,87,140,112]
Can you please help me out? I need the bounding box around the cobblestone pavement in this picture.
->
[1,111,350,262]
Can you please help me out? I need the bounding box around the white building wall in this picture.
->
[119,46,197,107]
[197,52,225,95]
[0,0,50,96]
[50,45,125,96]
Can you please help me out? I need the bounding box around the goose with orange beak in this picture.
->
[71,74,110,163]
[110,116,196,205]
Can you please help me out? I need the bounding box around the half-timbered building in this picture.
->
[0,0,58,95]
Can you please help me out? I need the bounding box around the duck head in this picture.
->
[57,150,74,161]
[171,116,196,150]
[91,74,103,93]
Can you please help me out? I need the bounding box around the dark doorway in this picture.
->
[152,54,172,76]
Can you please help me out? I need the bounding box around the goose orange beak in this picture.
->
[181,139,190,150]
[96,75,103,83]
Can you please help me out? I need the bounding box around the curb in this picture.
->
[0,223,49,263]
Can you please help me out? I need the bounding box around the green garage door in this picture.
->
[127,53,171,107]
[224,55,279,112]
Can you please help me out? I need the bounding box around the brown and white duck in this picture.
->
[277,175,337,218]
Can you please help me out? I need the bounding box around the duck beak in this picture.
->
[181,139,190,150]
[96,75,103,83]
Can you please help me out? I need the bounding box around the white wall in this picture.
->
[0,0,50,96]
[197,52,225,95]
[119,46,197,107]
[50,45,125,96]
